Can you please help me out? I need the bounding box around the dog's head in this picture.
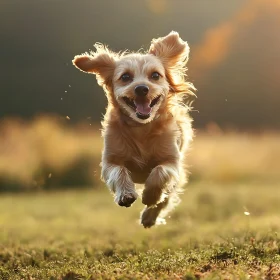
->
[73,31,192,124]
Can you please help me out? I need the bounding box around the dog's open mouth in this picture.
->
[122,95,161,119]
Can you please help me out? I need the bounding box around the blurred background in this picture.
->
[0,0,280,191]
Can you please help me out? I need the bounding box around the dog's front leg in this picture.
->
[101,162,137,207]
[142,161,180,206]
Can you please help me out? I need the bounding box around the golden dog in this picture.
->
[73,31,195,228]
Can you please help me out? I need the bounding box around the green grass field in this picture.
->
[1,181,280,279]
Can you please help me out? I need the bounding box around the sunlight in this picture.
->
[190,0,280,78]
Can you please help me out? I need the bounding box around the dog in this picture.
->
[73,31,195,228]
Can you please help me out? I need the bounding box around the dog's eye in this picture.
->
[151,72,160,80]
[120,73,132,82]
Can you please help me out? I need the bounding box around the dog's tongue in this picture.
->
[134,99,151,115]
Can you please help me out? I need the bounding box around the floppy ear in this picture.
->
[72,43,117,87]
[149,31,189,69]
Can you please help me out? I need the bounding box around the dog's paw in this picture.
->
[141,206,166,228]
[142,187,162,206]
[115,191,137,207]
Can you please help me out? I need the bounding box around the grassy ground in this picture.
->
[0,181,280,279]
[1,120,280,279]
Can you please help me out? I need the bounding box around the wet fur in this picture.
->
[73,31,195,228]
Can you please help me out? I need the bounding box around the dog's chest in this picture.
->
[124,147,158,184]
[124,132,168,169]
[123,133,174,183]
[119,118,179,173]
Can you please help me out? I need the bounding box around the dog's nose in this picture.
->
[134,85,149,96]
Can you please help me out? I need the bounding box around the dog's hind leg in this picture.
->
[140,192,181,228]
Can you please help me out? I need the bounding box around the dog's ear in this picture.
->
[149,31,195,97]
[149,31,189,68]
[72,44,117,87]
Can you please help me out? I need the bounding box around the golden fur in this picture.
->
[73,31,195,228]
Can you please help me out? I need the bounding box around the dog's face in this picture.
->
[73,31,190,123]
[112,54,169,122]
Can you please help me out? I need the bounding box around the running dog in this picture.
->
[73,31,195,228]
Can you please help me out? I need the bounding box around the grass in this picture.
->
[0,181,280,279]
[1,117,280,278]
